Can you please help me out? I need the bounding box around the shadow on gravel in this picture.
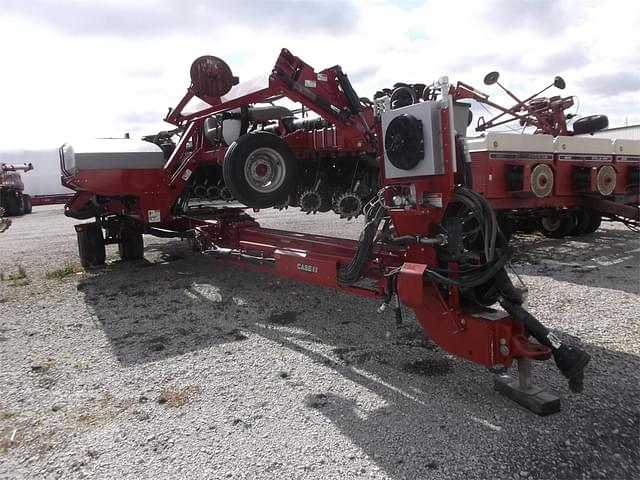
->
[253,323,639,480]
[78,240,639,480]
[510,224,640,295]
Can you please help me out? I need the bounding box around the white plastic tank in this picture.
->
[60,139,166,174]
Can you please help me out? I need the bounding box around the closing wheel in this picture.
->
[539,213,573,238]
[596,165,616,195]
[77,223,106,268]
[568,209,591,236]
[118,230,144,261]
[223,132,300,208]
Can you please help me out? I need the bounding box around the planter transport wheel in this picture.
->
[539,213,573,238]
[223,132,300,208]
[3,190,24,216]
[568,209,591,236]
[583,209,602,234]
[77,223,106,268]
[22,194,32,214]
[118,230,144,261]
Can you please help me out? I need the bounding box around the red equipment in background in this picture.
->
[62,49,611,415]
[452,72,639,236]
[1,163,34,216]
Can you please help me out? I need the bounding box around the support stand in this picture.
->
[494,358,561,416]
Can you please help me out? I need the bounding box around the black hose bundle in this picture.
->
[423,186,510,289]
[338,199,387,285]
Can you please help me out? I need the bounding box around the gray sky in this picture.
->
[0,0,637,146]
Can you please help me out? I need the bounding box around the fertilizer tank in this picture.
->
[60,139,166,175]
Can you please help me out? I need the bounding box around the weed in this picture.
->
[77,413,109,426]
[286,380,305,388]
[30,360,54,374]
[46,261,83,279]
[0,438,13,451]
[2,265,29,287]
[0,409,16,420]
[157,386,201,407]
[73,361,89,371]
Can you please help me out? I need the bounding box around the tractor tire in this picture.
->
[118,230,144,261]
[572,114,608,135]
[583,209,602,234]
[539,213,573,238]
[3,190,24,216]
[568,209,591,236]
[223,132,300,208]
[77,223,106,268]
[22,194,32,214]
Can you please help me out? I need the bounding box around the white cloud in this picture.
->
[0,0,638,147]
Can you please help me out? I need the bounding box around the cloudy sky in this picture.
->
[0,0,637,147]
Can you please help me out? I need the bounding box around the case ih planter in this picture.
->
[61,49,639,414]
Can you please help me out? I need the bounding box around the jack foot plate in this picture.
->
[494,375,561,416]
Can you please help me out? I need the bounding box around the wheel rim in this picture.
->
[541,216,562,232]
[243,147,286,193]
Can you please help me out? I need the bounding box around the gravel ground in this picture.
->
[0,205,638,480]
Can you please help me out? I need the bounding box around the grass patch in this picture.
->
[30,360,54,374]
[1,265,29,287]
[286,380,305,388]
[0,409,16,420]
[157,386,201,408]
[73,361,90,371]
[46,261,83,279]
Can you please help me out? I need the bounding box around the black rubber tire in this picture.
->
[583,209,602,234]
[497,214,513,243]
[118,230,144,261]
[77,223,106,268]
[22,194,32,214]
[539,213,573,238]
[568,209,591,236]
[572,114,608,135]
[3,190,24,216]
[223,132,300,208]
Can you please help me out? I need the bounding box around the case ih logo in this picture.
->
[296,263,318,274]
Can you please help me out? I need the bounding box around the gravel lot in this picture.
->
[1,205,638,480]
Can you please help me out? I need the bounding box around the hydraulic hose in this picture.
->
[492,268,591,393]
[338,201,387,285]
